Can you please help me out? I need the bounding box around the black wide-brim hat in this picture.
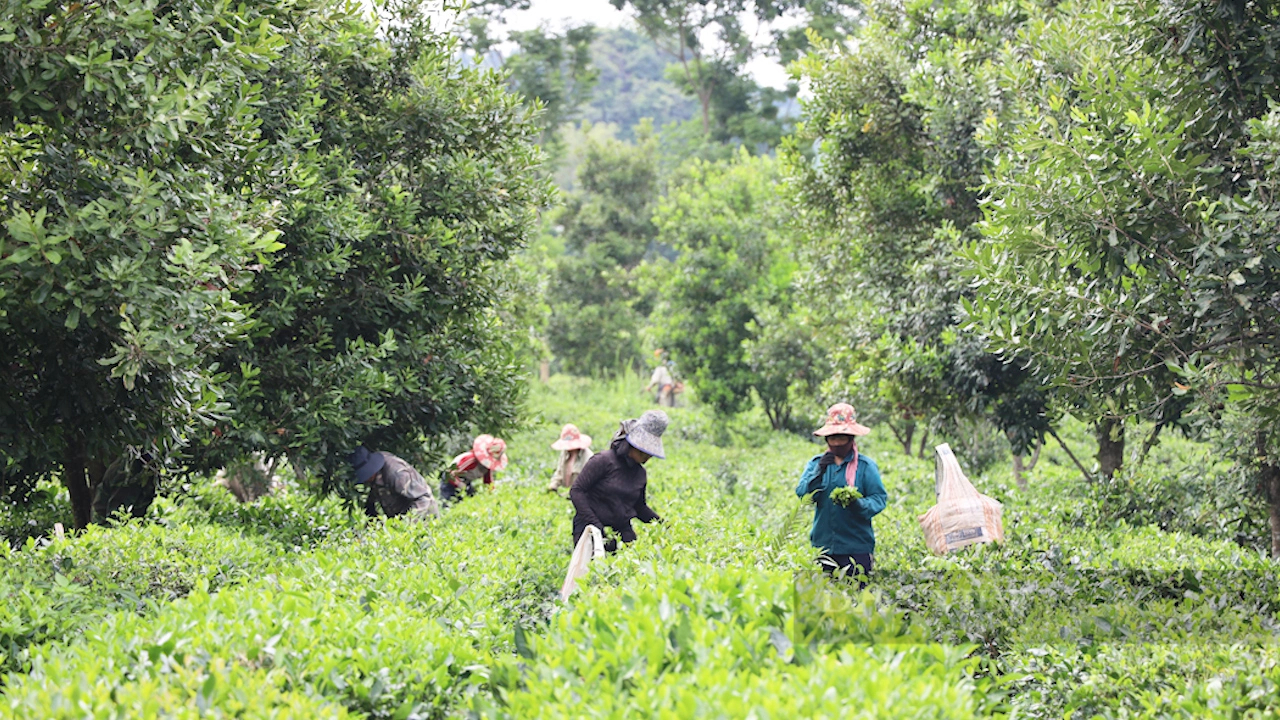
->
[349,446,386,484]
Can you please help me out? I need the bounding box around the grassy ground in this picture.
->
[1,373,1278,717]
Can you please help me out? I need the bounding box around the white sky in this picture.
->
[489,0,797,89]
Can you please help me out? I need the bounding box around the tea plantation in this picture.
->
[2,376,1278,718]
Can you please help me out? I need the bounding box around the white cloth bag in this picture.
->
[559,524,605,601]
[919,443,1004,554]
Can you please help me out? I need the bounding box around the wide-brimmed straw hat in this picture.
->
[472,434,508,471]
[813,403,870,437]
[349,446,386,484]
[626,410,668,459]
[551,423,592,451]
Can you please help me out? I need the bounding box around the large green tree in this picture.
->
[0,0,291,526]
[782,0,1052,473]
[545,133,659,375]
[968,0,1280,551]
[0,0,551,522]
[193,3,551,488]
[651,152,809,426]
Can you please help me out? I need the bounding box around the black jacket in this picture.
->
[569,442,661,547]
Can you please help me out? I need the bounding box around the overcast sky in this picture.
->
[484,0,796,89]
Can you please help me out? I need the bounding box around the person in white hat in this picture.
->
[796,403,888,587]
[569,410,668,552]
[439,434,508,506]
[546,423,594,493]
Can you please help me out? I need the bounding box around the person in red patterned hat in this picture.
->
[439,434,508,506]
[796,403,888,588]
[546,423,594,493]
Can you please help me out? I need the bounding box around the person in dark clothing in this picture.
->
[570,410,669,552]
[91,453,158,523]
[350,446,439,519]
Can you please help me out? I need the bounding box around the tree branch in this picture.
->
[1047,425,1095,483]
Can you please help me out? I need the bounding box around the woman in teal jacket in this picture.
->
[796,403,888,586]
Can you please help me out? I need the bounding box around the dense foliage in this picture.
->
[963,0,1280,550]
[195,3,550,488]
[544,133,659,375]
[0,0,293,526]
[650,152,819,428]
[2,376,1277,717]
[1,0,549,517]
[781,0,1052,473]
[777,0,1280,549]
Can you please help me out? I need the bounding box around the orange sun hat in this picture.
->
[812,403,871,437]
[551,423,592,451]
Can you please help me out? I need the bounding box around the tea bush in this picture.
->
[2,376,1278,718]
[0,479,70,548]
[0,519,284,676]
[0,481,370,678]
[475,562,1004,718]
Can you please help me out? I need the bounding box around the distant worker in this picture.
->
[644,349,678,407]
[349,446,439,520]
[440,434,508,506]
[546,423,594,493]
[92,452,159,523]
[796,403,888,587]
[570,410,668,552]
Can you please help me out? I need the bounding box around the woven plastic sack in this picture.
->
[559,525,605,601]
[918,443,1004,554]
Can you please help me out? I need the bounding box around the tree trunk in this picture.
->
[63,438,93,529]
[1266,465,1280,559]
[1026,437,1042,471]
[917,428,931,459]
[1256,431,1280,559]
[888,420,915,456]
[1096,417,1125,479]
[1013,454,1027,490]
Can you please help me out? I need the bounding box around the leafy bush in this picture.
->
[2,376,1278,718]
[1080,450,1270,553]
[173,482,357,551]
[0,479,70,549]
[0,520,282,676]
[478,564,1002,718]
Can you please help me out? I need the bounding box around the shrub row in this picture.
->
[4,379,1279,717]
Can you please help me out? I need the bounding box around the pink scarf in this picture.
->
[844,443,859,488]
[563,450,576,484]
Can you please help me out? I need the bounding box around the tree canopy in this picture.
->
[1,0,549,522]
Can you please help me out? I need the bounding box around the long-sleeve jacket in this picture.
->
[438,451,491,505]
[570,445,660,545]
[366,453,438,519]
[547,447,594,491]
[795,451,887,555]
